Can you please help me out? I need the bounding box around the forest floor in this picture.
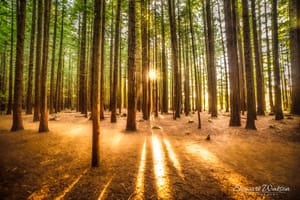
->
[0,110,299,200]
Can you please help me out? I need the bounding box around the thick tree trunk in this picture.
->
[26,0,36,115]
[38,0,51,132]
[100,0,106,120]
[11,0,26,131]
[272,0,284,120]
[91,0,102,167]
[224,0,241,126]
[126,0,137,131]
[242,0,256,129]
[33,0,43,121]
[290,0,300,114]
[111,0,121,123]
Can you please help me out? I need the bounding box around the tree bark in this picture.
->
[111,0,121,123]
[242,0,256,129]
[272,0,284,120]
[224,0,241,126]
[161,0,168,114]
[126,0,137,131]
[38,0,51,132]
[26,0,36,115]
[7,1,14,115]
[33,0,43,121]
[11,0,26,131]
[91,0,102,167]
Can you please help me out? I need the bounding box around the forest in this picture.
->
[0,0,299,199]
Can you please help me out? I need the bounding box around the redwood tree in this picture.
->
[126,0,137,131]
[11,0,26,131]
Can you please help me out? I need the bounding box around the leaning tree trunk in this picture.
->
[223,0,241,126]
[11,0,26,131]
[126,0,137,131]
[38,0,51,132]
[272,0,284,120]
[242,0,256,129]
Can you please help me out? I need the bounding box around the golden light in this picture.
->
[163,139,184,179]
[149,70,157,80]
[186,144,264,199]
[98,177,113,200]
[152,135,171,199]
[135,139,147,199]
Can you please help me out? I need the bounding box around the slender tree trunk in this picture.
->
[242,0,256,129]
[206,0,217,117]
[161,0,168,114]
[55,4,64,113]
[11,0,26,131]
[272,0,284,120]
[167,0,180,119]
[264,0,274,113]
[26,0,36,115]
[91,0,102,167]
[79,0,87,115]
[126,0,137,131]
[7,1,14,115]
[33,0,43,121]
[109,0,114,111]
[49,0,58,114]
[38,0,51,132]
[251,0,265,115]
[224,0,241,126]
[100,0,106,119]
[111,0,121,123]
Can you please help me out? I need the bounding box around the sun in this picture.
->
[149,70,157,80]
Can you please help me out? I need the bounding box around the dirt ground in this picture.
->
[0,110,299,200]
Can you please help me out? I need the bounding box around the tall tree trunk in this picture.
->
[141,0,150,120]
[272,0,284,120]
[217,2,229,112]
[111,0,121,123]
[264,0,274,113]
[242,0,256,129]
[290,0,300,114]
[126,0,137,131]
[251,0,265,115]
[55,4,64,113]
[79,0,87,115]
[91,0,102,167]
[7,1,14,115]
[184,26,190,116]
[100,0,106,119]
[167,0,180,119]
[33,0,43,121]
[11,0,26,131]
[109,0,114,111]
[224,0,241,126]
[49,0,58,114]
[26,0,36,115]
[161,0,168,114]
[206,0,217,117]
[38,0,51,132]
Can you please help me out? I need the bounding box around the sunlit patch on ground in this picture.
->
[54,169,88,200]
[27,185,49,200]
[163,138,184,179]
[186,143,266,200]
[152,135,171,199]
[98,177,113,200]
[133,139,147,199]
